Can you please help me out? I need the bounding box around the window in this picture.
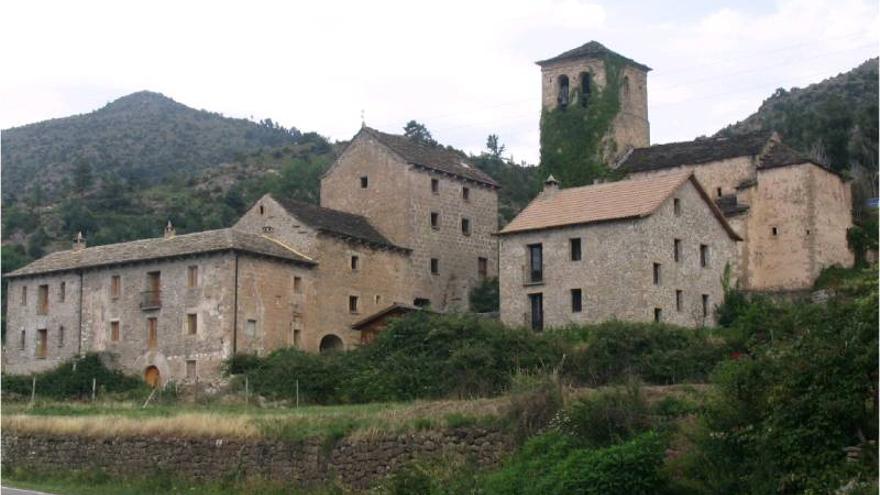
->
[59,282,66,302]
[653,263,662,285]
[430,212,440,230]
[147,318,158,350]
[430,258,439,275]
[529,293,544,331]
[571,288,583,313]
[360,176,368,188]
[111,275,121,299]
[293,329,302,348]
[350,255,360,271]
[58,326,65,347]
[716,187,723,197]
[702,294,710,318]
[20,329,26,350]
[674,239,681,263]
[186,360,197,380]
[462,186,470,201]
[36,329,47,359]
[580,72,591,107]
[478,257,488,279]
[771,226,778,236]
[374,294,382,305]
[654,308,662,323]
[622,75,630,98]
[349,295,359,313]
[700,245,709,268]
[414,298,431,308]
[461,218,471,236]
[528,244,543,283]
[187,313,198,335]
[431,178,439,193]
[806,229,811,235]
[294,276,303,294]
[21,286,27,306]
[37,285,49,315]
[673,198,681,216]
[246,319,257,338]
[145,271,161,307]
[262,225,274,233]
[557,75,569,108]
[570,238,582,261]
[676,290,683,312]
[111,321,120,342]
[187,266,198,288]
[259,204,265,215]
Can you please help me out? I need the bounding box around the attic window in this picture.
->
[350,255,360,271]
[262,225,273,233]
[431,178,439,193]
[360,176,368,188]
[259,204,265,215]
[673,198,681,216]
[716,187,723,197]
[430,212,440,230]
[580,72,591,107]
[462,187,470,201]
[771,227,778,237]
[557,75,570,108]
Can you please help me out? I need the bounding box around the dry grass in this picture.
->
[3,413,260,439]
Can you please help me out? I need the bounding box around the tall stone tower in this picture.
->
[537,41,651,165]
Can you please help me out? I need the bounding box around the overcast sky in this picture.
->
[1,0,877,164]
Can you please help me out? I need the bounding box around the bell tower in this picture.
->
[537,41,651,162]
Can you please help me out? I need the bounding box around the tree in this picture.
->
[469,277,500,313]
[486,134,506,159]
[73,159,93,195]
[403,120,436,146]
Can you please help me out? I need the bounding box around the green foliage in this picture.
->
[553,381,652,449]
[486,134,506,158]
[471,154,541,225]
[2,354,144,400]
[847,210,879,267]
[539,59,622,188]
[403,120,437,146]
[468,276,499,312]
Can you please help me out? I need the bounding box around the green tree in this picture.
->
[73,159,93,194]
[469,277,499,312]
[403,120,436,146]
[486,134,506,158]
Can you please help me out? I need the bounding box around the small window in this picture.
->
[187,313,198,335]
[262,225,274,233]
[245,319,257,338]
[350,255,360,271]
[430,258,439,275]
[654,308,662,323]
[557,75,570,108]
[111,321,120,342]
[478,257,488,279]
[528,244,543,283]
[259,204,265,215]
[20,329,26,350]
[294,276,303,294]
[360,176,369,189]
[571,288,583,313]
[36,329,47,359]
[674,239,681,263]
[58,326,65,347]
[293,329,302,348]
[186,360,197,380]
[702,294,710,318]
[374,294,382,305]
[771,227,778,236]
[675,290,684,312]
[806,229,811,236]
[147,317,158,350]
[187,266,199,288]
[37,285,49,315]
[580,72,591,107]
[570,238,582,261]
[431,212,440,229]
[111,275,121,299]
[59,282,66,303]
[673,198,681,216]
[700,245,709,268]
[461,218,471,236]
[653,263,662,285]
[349,295,359,313]
[716,187,723,197]
[21,286,27,306]
[462,186,470,201]
[414,298,431,308]
[431,178,439,193]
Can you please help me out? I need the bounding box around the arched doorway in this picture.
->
[144,366,161,388]
[319,334,344,354]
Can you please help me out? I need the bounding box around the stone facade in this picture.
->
[2,429,513,490]
[499,178,738,329]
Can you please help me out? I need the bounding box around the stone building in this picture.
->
[4,126,500,384]
[617,131,854,291]
[498,172,740,329]
[538,41,651,162]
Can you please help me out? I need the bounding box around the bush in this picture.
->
[554,380,652,449]
[2,353,143,400]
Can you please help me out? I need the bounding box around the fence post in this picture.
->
[244,375,249,407]
[30,376,36,405]
[92,378,97,402]
[296,379,299,409]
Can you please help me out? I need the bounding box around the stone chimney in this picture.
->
[542,174,560,198]
[164,221,176,239]
[73,231,86,251]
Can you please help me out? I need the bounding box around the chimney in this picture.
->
[164,221,176,239]
[73,231,86,251]
[542,174,560,198]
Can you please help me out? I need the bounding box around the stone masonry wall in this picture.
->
[2,429,513,490]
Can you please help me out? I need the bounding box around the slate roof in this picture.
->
[536,41,651,71]
[618,131,774,174]
[361,127,498,187]
[758,141,825,171]
[5,228,314,278]
[271,196,407,251]
[498,171,741,240]
[716,195,750,217]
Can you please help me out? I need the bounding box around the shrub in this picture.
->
[504,372,564,443]
[554,380,652,449]
[2,353,143,400]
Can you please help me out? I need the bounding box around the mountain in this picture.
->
[1,91,301,201]
[717,58,878,173]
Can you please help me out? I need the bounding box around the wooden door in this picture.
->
[144,366,160,388]
[36,329,48,358]
[147,318,158,350]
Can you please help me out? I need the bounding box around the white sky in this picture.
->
[1,0,877,164]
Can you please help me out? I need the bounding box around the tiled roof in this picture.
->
[536,41,651,71]
[350,303,431,330]
[271,196,407,251]
[618,131,774,173]
[758,141,827,171]
[5,228,314,278]
[498,171,740,240]
[361,127,498,187]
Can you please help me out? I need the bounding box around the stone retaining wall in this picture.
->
[2,428,513,489]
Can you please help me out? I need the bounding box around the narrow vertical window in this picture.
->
[111,275,121,299]
[20,329,26,350]
[570,238,582,261]
[187,313,198,335]
[37,285,49,315]
[360,176,369,189]
[673,198,681,217]
[350,255,360,271]
[431,178,439,193]
[653,263,662,285]
[186,360,197,380]
[571,288,583,313]
[430,212,440,229]
[294,276,303,294]
[654,308,662,323]
[674,239,681,263]
[187,266,199,288]
[676,290,683,312]
[293,329,302,348]
[349,295,359,313]
[529,293,544,331]
[557,75,570,108]
[36,329,47,359]
[59,326,65,347]
[528,244,543,283]
[580,72,591,107]
[59,282,66,303]
[246,319,257,337]
[702,294,710,318]
[430,258,439,275]
[716,187,723,197]
[462,186,470,201]
[259,204,265,215]
[110,321,120,342]
[771,227,778,236]
[21,286,27,306]
[478,257,488,279]
[700,245,709,268]
[461,218,471,236]
[147,318,158,350]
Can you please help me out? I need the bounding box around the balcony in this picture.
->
[140,290,162,310]
[521,264,543,286]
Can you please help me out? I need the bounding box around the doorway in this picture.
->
[144,366,160,388]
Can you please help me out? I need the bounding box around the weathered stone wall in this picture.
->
[499,180,737,329]
[807,164,854,279]
[2,429,513,490]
